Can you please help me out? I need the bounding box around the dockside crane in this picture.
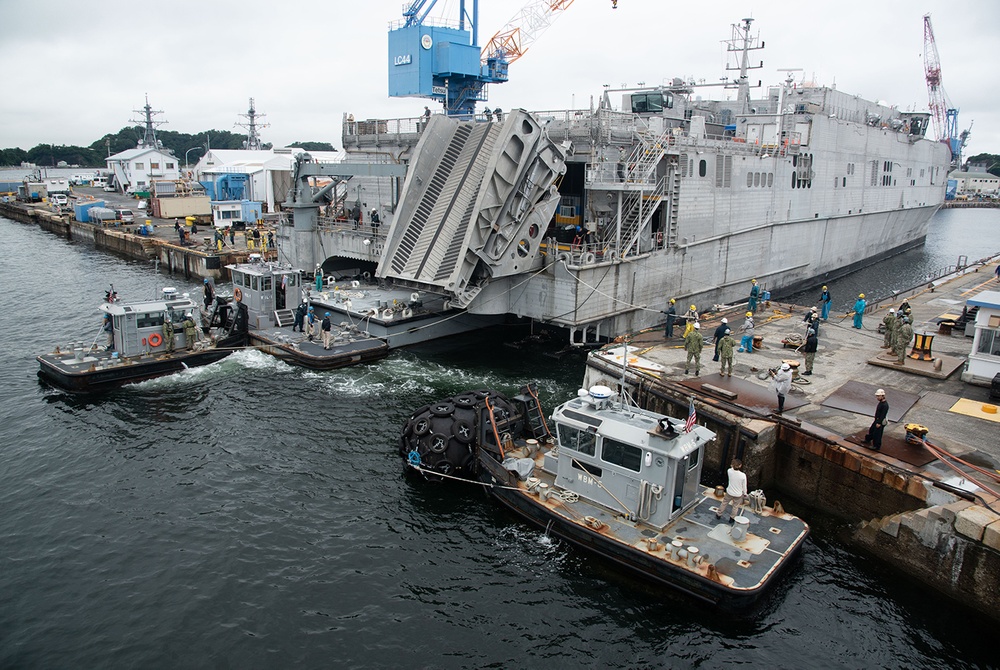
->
[923,14,970,167]
[387,0,578,116]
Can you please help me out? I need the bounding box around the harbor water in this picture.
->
[1,210,997,668]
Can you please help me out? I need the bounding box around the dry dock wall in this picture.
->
[853,502,1000,621]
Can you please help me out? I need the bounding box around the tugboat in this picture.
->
[399,384,809,607]
[37,286,245,393]
[214,256,389,370]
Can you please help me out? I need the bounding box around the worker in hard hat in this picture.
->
[819,285,832,320]
[712,317,729,362]
[663,298,677,338]
[853,293,867,329]
[738,311,755,353]
[682,304,699,337]
[684,322,703,376]
[748,279,760,314]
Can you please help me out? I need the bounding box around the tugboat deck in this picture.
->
[497,442,808,598]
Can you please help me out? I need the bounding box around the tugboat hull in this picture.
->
[37,348,234,393]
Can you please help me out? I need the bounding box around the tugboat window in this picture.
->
[136,313,164,328]
[601,438,642,472]
[688,446,700,470]
[558,424,596,456]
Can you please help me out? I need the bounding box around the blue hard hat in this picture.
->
[204,278,209,283]
[325,312,330,317]
[308,306,314,311]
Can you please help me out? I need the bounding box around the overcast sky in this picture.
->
[1,0,996,160]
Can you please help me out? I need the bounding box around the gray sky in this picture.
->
[1,0,995,160]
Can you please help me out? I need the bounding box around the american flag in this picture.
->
[684,396,697,433]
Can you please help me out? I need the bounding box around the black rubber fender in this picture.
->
[431,402,455,417]
[428,432,449,453]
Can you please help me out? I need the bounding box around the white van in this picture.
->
[92,176,107,188]
[50,194,69,207]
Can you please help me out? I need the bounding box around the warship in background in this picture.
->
[280,18,951,347]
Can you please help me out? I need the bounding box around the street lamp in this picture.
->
[184,147,198,175]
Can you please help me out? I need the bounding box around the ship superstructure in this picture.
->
[283,19,950,345]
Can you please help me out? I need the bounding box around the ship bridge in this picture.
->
[376,110,568,308]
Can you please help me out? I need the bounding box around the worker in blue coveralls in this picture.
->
[853,293,867,329]
[748,279,760,314]
[818,285,832,320]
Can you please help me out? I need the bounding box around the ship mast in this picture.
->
[725,18,764,114]
[235,97,269,151]
[130,94,166,149]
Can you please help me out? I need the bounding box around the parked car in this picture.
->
[115,208,135,224]
[50,194,68,207]
[103,184,115,193]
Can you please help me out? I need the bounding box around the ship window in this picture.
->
[558,424,596,456]
[767,173,773,187]
[753,172,760,187]
[688,447,700,470]
[136,312,165,329]
[251,275,259,291]
[600,437,642,472]
[747,172,753,188]
[792,172,797,189]
[699,160,707,177]
[843,177,847,187]
[262,276,272,291]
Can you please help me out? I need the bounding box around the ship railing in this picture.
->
[585,162,658,188]
[861,256,985,315]
[317,215,386,239]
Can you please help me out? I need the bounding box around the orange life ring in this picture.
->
[234,286,243,302]
[148,332,163,347]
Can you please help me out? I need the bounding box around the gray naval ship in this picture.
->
[280,19,951,347]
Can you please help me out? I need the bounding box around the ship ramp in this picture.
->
[377,110,568,308]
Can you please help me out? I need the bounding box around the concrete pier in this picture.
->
[0,191,269,282]
[582,259,1000,620]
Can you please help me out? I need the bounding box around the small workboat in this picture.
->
[37,287,244,393]
[216,257,389,370]
[399,383,809,607]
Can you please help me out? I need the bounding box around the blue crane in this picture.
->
[388,0,576,117]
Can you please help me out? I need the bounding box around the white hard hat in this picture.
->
[876,388,886,396]
[721,318,728,323]
[781,363,790,371]
[693,322,701,329]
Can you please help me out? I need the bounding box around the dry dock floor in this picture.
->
[625,262,1000,506]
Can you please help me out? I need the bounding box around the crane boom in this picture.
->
[923,14,968,166]
[482,0,575,65]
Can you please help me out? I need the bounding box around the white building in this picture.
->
[948,170,1000,196]
[963,289,1000,386]
[193,148,342,212]
[106,147,181,193]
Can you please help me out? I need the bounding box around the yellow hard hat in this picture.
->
[822,285,828,290]
[669,298,675,304]
[751,278,757,283]
[746,311,753,317]
[690,304,697,311]
[859,293,865,298]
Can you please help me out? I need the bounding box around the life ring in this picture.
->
[234,286,243,302]
[148,332,163,347]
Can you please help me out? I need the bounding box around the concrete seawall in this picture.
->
[1,200,261,281]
